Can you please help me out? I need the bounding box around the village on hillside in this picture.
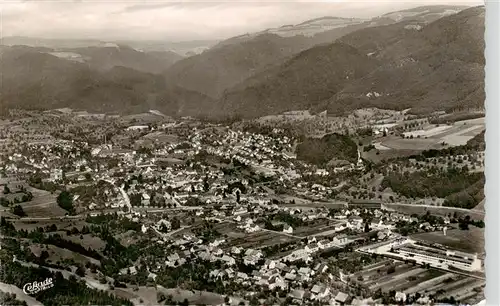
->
[0,109,485,306]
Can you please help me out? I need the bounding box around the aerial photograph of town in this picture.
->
[0,1,487,305]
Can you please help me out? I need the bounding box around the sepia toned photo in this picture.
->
[0,1,489,305]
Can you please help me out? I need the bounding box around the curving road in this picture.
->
[118,185,132,210]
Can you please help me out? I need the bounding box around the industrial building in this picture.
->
[358,237,482,272]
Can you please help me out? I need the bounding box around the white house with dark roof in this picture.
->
[318,239,333,249]
[298,267,313,277]
[311,284,330,301]
[284,272,297,281]
[395,291,407,303]
[289,289,308,302]
[220,255,236,266]
[264,259,277,270]
[334,292,350,304]
[305,243,319,253]
[268,275,287,290]
[231,246,242,254]
[333,235,349,245]
[314,263,329,274]
[283,225,294,234]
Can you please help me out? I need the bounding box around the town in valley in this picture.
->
[0,3,486,306]
[0,106,485,306]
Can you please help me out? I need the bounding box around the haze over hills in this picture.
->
[269,16,367,37]
[216,5,467,47]
[0,46,211,115]
[59,45,184,74]
[214,43,380,118]
[164,33,315,98]
[323,5,485,115]
[0,36,216,56]
[204,6,484,118]
[165,5,470,99]
[0,5,484,119]
[0,44,183,75]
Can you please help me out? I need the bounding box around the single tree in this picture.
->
[12,205,26,217]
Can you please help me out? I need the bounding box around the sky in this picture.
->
[0,0,484,42]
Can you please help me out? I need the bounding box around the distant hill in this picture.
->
[114,39,219,55]
[0,42,183,74]
[61,45,183,74]
[323,6,485,115]
[0,5,483,119]
[164,5,471,101]
[215,6,484,118]
[0,36,216,56]
[0,36,106,49]
[215,5,468,48]
[0,46,211,116]
[213,43,379,118]
[164,33,313,98]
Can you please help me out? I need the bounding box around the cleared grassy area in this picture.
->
[226,231,298,249]
[293,219,342,236]
[59,232,107,251]
[12,220,74,232]
[30,243,101,266]
[381,138,440,150]
[403,125,454,138]
[156,286,225,305]
[0,282,42,306]
[384,203,485,220]
[12,187,68,217]
[362,148,421,163]
[380,120,484,151]
[19,204,67,217]
[410,227,484,256]
[473,199,485,212]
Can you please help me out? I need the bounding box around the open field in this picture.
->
[362,148,421,163]
[293,219,343,236]
[350,259,484,304]
[115,230,141,247]
[16,187,68,217]
[143,132,179,144]
[382,119,485,150]
[473,199,485,212]
[403,125,453,138]
[12,219,92,233]
[410,227,485,257]
[6,222,107,253]
[454,117,485,125]
[0,282,42,306]
[20,203,67,217]
[0,181,61,216]
[441,125,485,146]
[59,232,107,251]
[282,201,347,210]
[277,195,312,205]
[119,113,165,124]
[383,203,484,220]
[381,138,441,150]
[226,230,299,249]
[30,243,101,266]
[373,142,392,151]
[114,286,159,305]
[12,220,77,232]
[156,286,226,305]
